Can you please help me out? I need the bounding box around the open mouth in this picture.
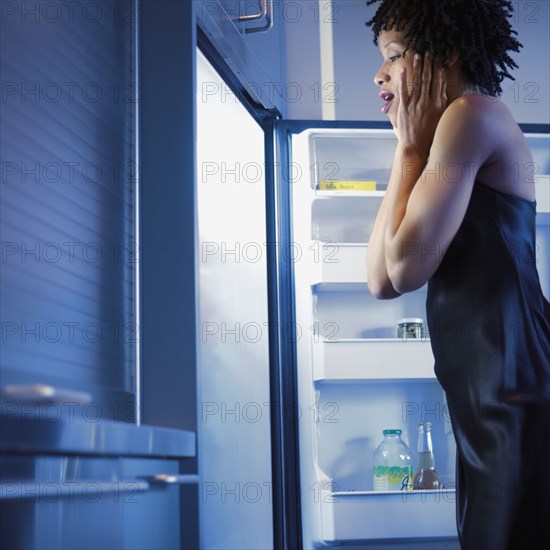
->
[379,91,395,114]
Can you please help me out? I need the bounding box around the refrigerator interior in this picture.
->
[289,128,550,548]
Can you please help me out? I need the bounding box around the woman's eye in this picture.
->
[389,54,401,63]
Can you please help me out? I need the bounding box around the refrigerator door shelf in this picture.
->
[311,196,383,243]
[311,173,549,211]
[307,242,429,287]
[310,243,368,285]
[308,131,396,192]
[320,489,457,542]
[313,339,435,382]
[534,175,550,214]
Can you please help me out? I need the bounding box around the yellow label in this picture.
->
[319,180,377,191]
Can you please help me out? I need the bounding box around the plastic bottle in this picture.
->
[372,429,413,491]
[412,422,442,490]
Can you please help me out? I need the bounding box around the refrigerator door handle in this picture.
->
[237,0,274,34]
[0,480,150,500]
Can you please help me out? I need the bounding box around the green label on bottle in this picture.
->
[373,465,413,491]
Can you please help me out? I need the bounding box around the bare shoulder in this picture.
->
[429,94,503,167]
[441,93,515,134]
[435,94,534,199]
[441,93,528,148]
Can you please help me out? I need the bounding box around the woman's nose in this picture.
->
[374,65,389,86]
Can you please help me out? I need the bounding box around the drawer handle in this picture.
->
[0,480,149,501]
[1,384,92,405]
[1,476,199,500]
[141,474,199,485]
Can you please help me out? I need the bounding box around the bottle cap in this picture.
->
[397,318,424,325]
[382,429,402,435]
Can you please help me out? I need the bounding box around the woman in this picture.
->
[365,0,549,548]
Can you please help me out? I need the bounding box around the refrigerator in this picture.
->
[195,42,550,549]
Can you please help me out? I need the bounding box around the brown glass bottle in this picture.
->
[412,422,442,490]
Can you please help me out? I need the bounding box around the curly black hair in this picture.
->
[365,0,522,96]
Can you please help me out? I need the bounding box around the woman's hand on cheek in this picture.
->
[397,52,447,161]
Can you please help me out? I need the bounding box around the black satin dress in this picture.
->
[426,181,550,549]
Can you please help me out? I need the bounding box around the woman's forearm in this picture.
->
[367,145,425,298]
[367,187,400,299]
[366,147,414,299]
[384,146,426,290]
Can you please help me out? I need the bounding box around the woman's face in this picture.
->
[373,28,416,129]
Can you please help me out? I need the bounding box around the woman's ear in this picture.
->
[446,51,460,67]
